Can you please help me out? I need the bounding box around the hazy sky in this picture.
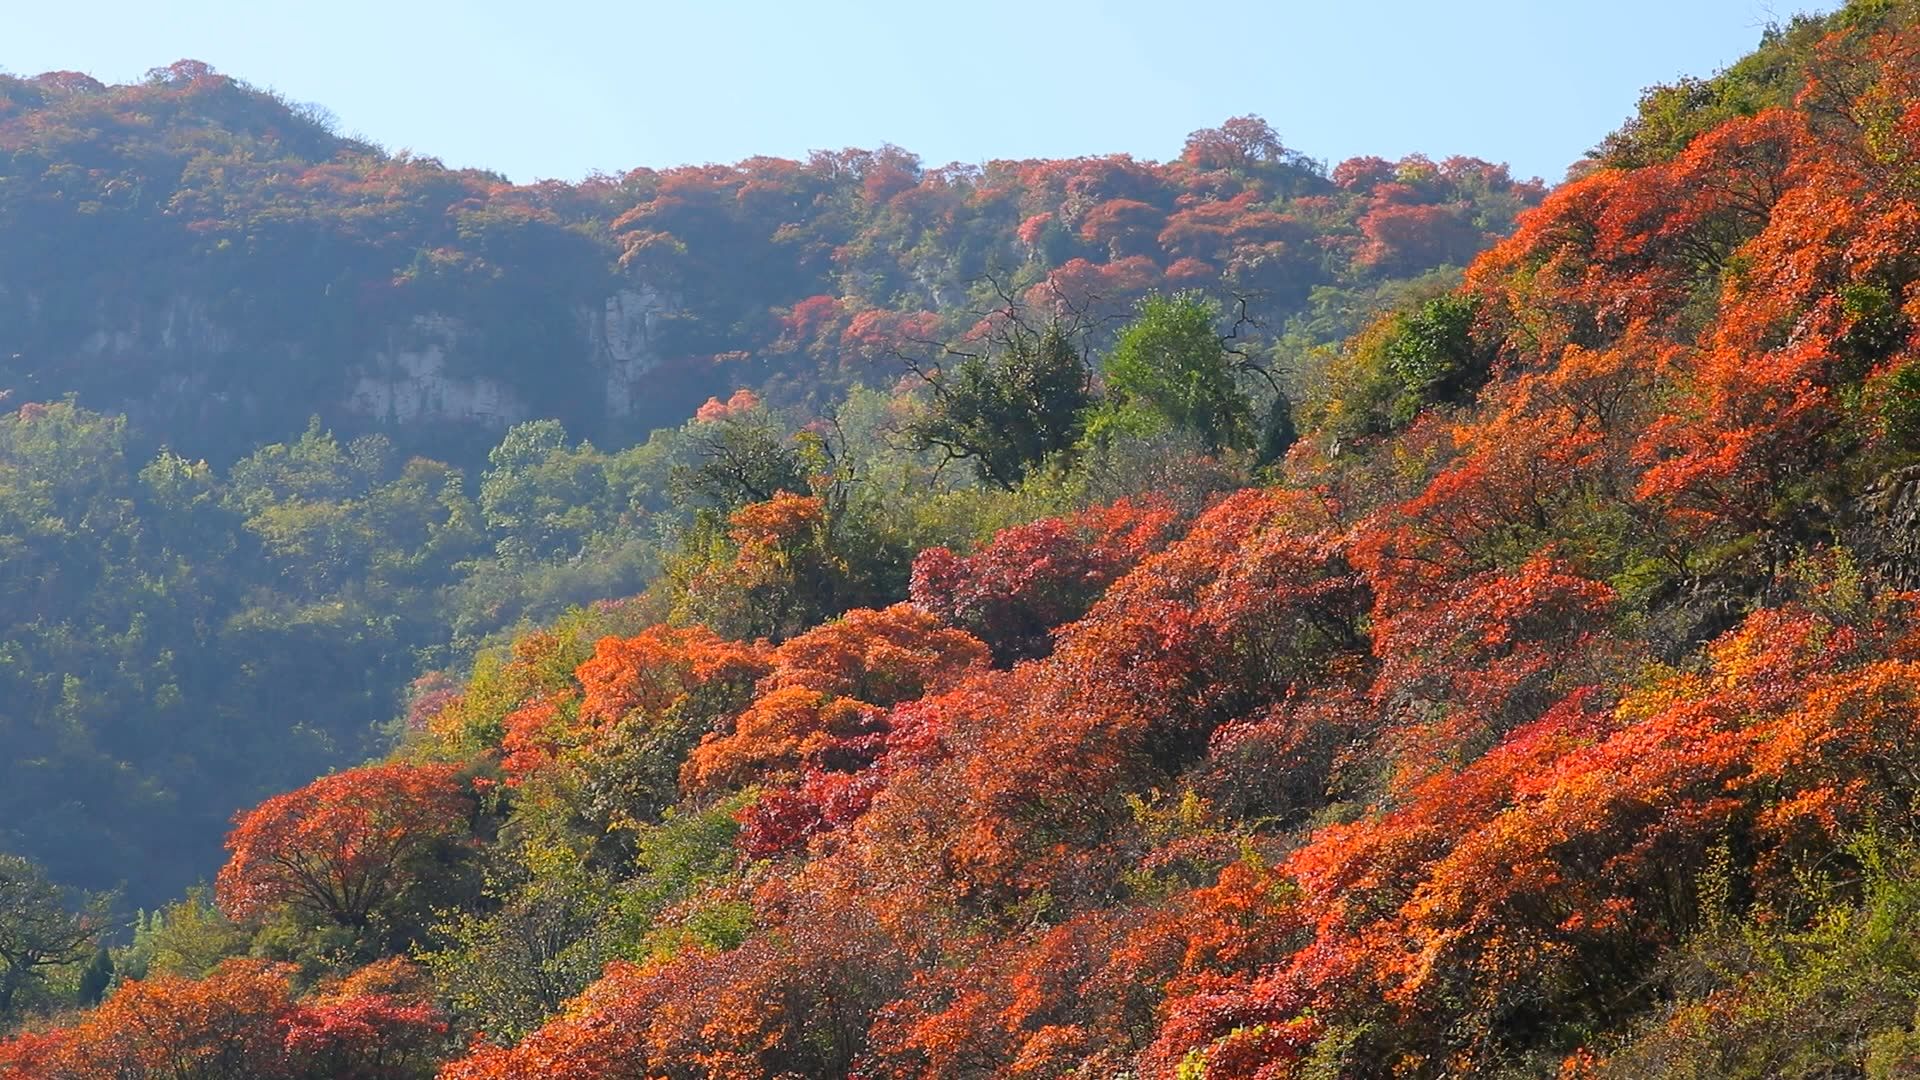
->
[6,0,1838,185]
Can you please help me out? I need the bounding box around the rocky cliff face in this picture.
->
[347,315,528,428]
[588,286,678,421]
[1853,464,1920,590]
[345,286,679,428]
[5,282,681,456]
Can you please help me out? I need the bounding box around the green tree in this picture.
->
[671,411,809,511]
[1257,389,1299,468]
[0,852,109,1019]
[421,851,621,1042]
[74,946,111,1006]
[479,420,616,561]
[224,417,372,516]
[1382,293,1488,424]
[907,321,1093,490]
[119,886,251,982]
[1093,292,1254,455]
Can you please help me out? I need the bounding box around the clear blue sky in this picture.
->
[5,0,1837,185]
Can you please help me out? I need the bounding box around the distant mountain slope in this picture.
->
[1,61,1541,465]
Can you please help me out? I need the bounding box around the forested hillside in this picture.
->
[0,66,1540,904]
[0,62,1537,464]
[19,2,1920,1078]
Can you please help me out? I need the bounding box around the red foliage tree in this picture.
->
[216,763,472,927]
[1078,198,1166,258]
[909,498,1178,663]
[1356,199,1481,274]
[0,959,444,1080]
[1180,115,1291,172]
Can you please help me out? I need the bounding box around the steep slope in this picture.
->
[406,3,1920,1075]
[22,4,1920,1079]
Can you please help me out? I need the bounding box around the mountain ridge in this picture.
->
[2,61,1541,464]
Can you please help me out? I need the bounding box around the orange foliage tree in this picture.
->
[0,958,444,1080]
[684,602,988,802]
[216,763,473,929]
